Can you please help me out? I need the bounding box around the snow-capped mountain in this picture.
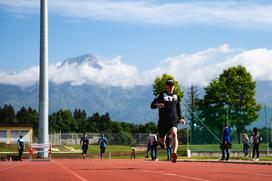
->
[0,54,271,126]
[59,54,103,70]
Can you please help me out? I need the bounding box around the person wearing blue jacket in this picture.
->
[98,134,108,159]
[221,123,231,160]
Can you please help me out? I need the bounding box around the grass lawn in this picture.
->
[1,143,271,160]
[179,144,269,151]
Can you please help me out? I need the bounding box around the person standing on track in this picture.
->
[17,135,25,161]
[80,133,89,159]
[147,133,158,161]
[242,133,250,157]
[145,138,151,158]
[220,123,231,161]
[250,127,261,161]
[98,134,108,159]
[151,78,185,163]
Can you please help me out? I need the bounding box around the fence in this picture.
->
[49,133,151,145]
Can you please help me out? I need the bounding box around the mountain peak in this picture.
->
[60,54,102,69]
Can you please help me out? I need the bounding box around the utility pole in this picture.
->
[38,0,49,158]
[265,105,269,155]
[187,120,191,158]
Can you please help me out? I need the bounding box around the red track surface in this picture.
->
[0,159,271,181]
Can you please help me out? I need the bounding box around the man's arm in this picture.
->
[176,96,185,124]
[151,94,164,109]
[151,97,158,109]
[176,96,181,119]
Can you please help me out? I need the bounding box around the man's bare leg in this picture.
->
[170,127,178,162]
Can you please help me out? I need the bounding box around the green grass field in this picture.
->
[1,143,270,152]
[1,143,271,160]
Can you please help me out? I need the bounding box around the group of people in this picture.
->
[241,127,262,160]
[146,132,173,161]
[80,133,108,159]
[15,78,263,163]
[221,124,262,161]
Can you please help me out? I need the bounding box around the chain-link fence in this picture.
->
[49,133,152,145]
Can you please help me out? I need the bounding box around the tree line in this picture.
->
[0,105,157,137]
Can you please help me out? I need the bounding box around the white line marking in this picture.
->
[143,161,272,177]
[52,160,88,181]
[140,170,211,181]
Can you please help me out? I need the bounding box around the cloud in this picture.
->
[49,56,144,87]
[1,44,272,88]
[0,66,39,87]
[1,0,272,29]
[154,44,272,86]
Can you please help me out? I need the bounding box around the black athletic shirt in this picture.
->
[80,137,89,147]
[150,92,181,123]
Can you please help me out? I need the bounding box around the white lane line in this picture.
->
[97,161,210,181]
[52,160,88,181]
[143,161,272,177]
[140,170,211,181]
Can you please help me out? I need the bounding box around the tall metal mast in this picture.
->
[38,0,49,158]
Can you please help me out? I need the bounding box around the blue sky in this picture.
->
[1,0,272,87]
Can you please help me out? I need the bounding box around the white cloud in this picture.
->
[1,44,272,88]
[1,0,272,29]
[154,44,272,86]
[0,66,39,87]
[49,56,145,88]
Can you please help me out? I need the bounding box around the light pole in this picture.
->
[187,120,191,158]
[38,0,49,158]
[264,105,269,155]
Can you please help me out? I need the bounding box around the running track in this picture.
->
[0,159,271,181]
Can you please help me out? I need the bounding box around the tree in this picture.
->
[113,131,136,145]
[152,73,184,99]
[98,112,112,133]
[138,122,157,133]
[16,107,28,123]
[186,85,201,144]
[73,109,87,132]
[111,121,123,133]
[49,109,78,133]
[27,107,39,136]
[203,65,261,143]
[0,104,16,124]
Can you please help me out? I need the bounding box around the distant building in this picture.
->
[0,125,33,144]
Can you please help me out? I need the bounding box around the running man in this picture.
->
[151,78,185,162]
[98,134,108,159]
[80,133,89,159]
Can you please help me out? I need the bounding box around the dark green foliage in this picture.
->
[0,104,16,124]
[111,131,136,145]
[152,73,184,99]
[186,85,201,143]
[201,65,261,143]
[49,109,78,133]
[0,104,158,137]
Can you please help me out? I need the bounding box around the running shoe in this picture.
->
[171,152,177,163]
